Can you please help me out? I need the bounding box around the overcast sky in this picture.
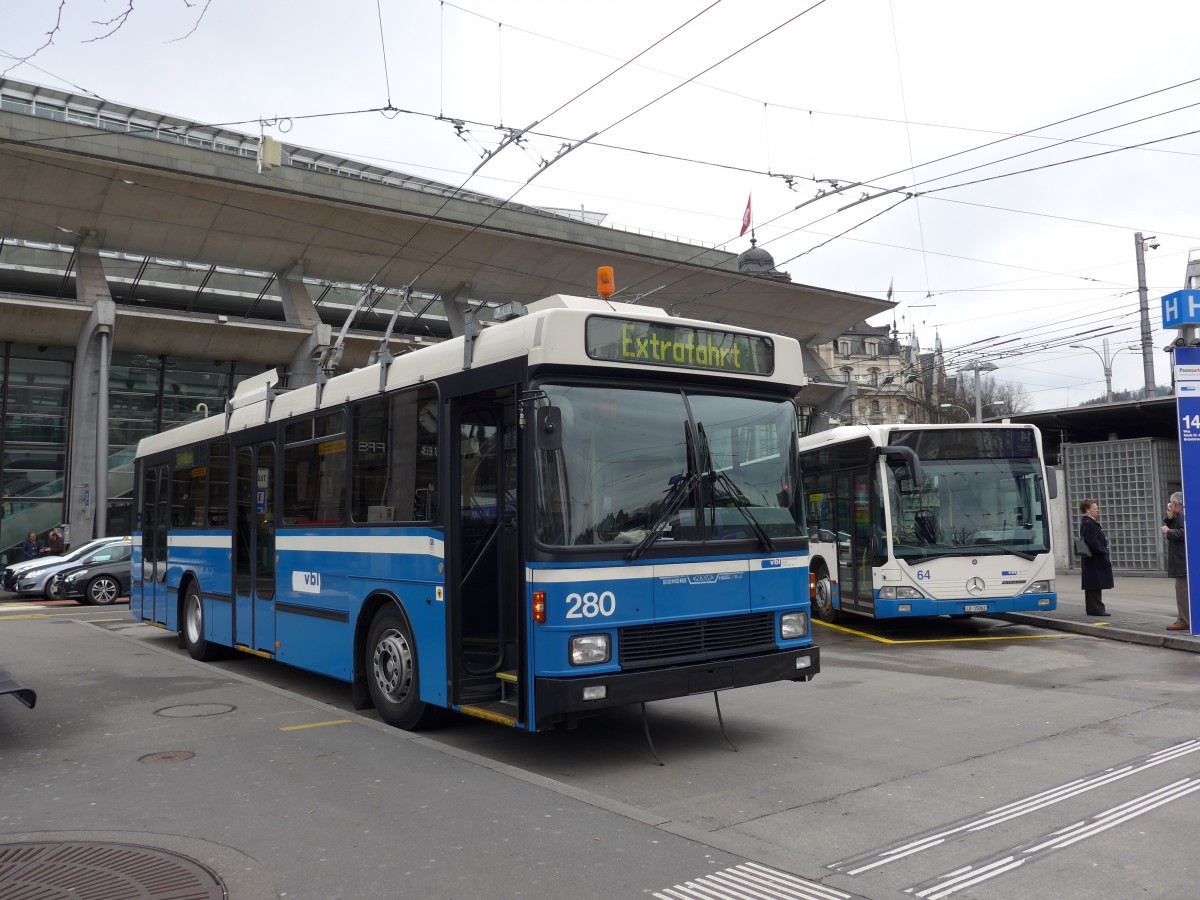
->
[4,0,1199,410]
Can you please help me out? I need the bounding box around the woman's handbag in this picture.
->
[1073,536,1092,558]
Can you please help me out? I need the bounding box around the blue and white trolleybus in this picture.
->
[132,285,820,732]
[798,423,1057,621]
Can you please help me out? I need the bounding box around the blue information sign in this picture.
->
[1162,290,1200,330]
[1172,346,1200,635]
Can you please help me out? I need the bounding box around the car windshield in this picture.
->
[532,385,802,547]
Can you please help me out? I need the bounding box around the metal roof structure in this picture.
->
[0,77,892,368]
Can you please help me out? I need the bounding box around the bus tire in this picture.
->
[812,564,840,623]
[183,582,220,661]
[366,606,441,731]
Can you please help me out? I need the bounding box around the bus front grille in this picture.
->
[618,613,777,669]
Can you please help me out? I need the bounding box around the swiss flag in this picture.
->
[740,195,752,236]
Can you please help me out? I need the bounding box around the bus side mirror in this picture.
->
[878,445,922,484]
[535,406,563,451]
[1045,466,1058,500]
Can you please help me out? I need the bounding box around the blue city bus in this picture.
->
[798,423,1057,621]
[132,291,819,731]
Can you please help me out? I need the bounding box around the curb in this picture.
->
[999,612,1200,654]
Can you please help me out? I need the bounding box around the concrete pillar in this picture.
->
[277,260,330,388]
[440,282,473,338]
[68,231,117,542]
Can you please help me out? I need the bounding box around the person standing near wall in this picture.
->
[19,531,40,560]
[1080,498,1113,616]
[1162,493,1189,632]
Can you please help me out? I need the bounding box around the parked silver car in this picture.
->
[1,537,131,598]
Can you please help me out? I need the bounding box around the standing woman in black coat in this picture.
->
[1080,498,1113,616]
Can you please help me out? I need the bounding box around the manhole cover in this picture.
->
[153,703,236,718]
[0,841,225,899]
[139,750,196,764]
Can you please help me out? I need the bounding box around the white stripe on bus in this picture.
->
[526,558,793,583]
[276,534,444,556]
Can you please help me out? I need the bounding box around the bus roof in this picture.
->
[136,294,806,459]
[797,421,1041,451]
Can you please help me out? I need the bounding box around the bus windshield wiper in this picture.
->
[626,469,702,561]
[697,422,774,553]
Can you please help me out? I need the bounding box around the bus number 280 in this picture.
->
[565,591,617,619]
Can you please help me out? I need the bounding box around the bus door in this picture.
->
[139,463,170,624]
[232,441,276,654]
[448,388,521,716]
[836,468,876,614]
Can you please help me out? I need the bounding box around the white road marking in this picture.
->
[832,738,1200,875]
[909,777,1200,898]
[654,861,851,900]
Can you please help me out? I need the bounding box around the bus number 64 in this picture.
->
[565,590,617,619]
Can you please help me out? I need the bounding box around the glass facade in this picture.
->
[0,344,270,564]
[0,346,72,564]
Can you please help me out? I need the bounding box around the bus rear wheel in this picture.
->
[366,606,441,731]
[812,565,840,623]
[183,582,221,661]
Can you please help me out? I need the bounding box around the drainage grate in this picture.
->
[153,703,236,718]
[139,750,196,764]
[0,841,225,899]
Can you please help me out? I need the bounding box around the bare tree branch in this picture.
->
[1,0,66,78]
[84,1,135,43]
[168,0,214,43]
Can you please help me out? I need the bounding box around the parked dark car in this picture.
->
[48,541,134,605]
[2,536,130,597]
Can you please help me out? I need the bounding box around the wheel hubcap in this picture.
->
[93,579,118,603]
[814,577,832,613]
[186,595,202,642]
[372,629,413,702]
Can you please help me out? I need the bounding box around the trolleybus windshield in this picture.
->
[533,385,802,548]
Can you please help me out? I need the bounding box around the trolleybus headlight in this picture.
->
[569,634,611,665]
[879,586,924,600]
[1022,580,1053,594]
[780,611,809,639]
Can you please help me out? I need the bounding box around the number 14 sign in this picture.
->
[1172,346,1200,635]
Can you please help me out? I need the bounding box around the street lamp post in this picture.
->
[958,360,998,422]
[1135,231,1159,397]
[1069,338,1129,403]
[939,402,971,422]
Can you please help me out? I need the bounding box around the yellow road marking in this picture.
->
[814,619,1074,644]
[1,609,130,621]
[280,719,353,731]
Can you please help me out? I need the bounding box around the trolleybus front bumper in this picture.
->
[533,646,819,729]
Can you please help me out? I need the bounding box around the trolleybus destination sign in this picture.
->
[585,316,774,375]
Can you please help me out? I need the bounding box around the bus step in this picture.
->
[496,669,518,704]
[459,702,518,727]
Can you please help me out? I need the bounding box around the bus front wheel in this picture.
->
[183,582,220,661]
[366,606,440,731]
[812,566,840,623]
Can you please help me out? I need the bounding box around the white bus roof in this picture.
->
[797,421,1040,451]
[136,294,805,459]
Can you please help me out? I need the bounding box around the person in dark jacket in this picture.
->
[1161,493,1188,632]
[19,531,40,560]
[1079,498,1113,616]
[41,527,64,556]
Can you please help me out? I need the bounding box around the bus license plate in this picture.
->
[964,604,988,613]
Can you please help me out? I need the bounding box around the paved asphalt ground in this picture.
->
[0,571,1195,898]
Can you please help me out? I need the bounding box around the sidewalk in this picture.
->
[1000,571,1200,653]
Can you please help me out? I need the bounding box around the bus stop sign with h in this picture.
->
[1165,288,1200,636]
